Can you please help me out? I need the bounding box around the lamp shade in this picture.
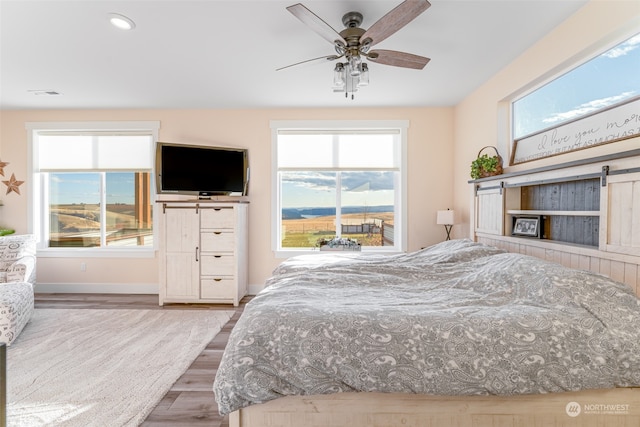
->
[436,210,455,225]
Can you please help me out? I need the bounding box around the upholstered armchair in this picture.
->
[0,234,36,345]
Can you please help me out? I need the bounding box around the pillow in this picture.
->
[0,235,36,278]
[7,261,30,283]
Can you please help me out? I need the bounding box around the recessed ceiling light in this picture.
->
[108,13,136,30]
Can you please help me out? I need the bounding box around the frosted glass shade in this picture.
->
[436,210,455,225]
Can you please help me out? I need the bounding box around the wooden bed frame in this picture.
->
[230,387,640,427]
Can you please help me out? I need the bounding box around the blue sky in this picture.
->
[50,173,137,205]
[281,171,395,209]
[513,32,640,139]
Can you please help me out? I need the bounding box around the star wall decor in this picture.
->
[2,173,24,195]
[0,161,8,177]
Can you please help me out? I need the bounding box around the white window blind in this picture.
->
[36,133,153,171]
[277,130,400,169]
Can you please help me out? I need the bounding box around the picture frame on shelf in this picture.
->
[512,216,542,238]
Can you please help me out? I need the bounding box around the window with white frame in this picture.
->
[512,31,640,140]
[271,121,407,253]
[27,122,159,251]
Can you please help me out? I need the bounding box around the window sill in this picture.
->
[274,248,402,259]
[37,248,156,259]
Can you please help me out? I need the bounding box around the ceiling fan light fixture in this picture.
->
[349,55,362,77]
[333,63,346,88]
[358,63,369,87]
[108,13,136,30]
[333,61,368,99]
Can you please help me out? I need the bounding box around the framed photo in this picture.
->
[512,216,541,238]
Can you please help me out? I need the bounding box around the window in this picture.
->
[513,32,640,140]
[271,120,407,254]
[27,122,159,253]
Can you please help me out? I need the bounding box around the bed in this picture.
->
[213,239,640,426]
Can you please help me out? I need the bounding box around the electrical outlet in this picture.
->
[80,262,86,272]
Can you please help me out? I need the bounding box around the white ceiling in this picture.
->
[0,0,589,110]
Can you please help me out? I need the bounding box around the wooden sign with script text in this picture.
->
[511,96,640,165]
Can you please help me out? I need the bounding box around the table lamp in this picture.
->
[436,209,455,241]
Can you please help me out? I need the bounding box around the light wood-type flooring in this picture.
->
[34,293,249,427]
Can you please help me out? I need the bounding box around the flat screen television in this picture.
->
[155,142,249,197]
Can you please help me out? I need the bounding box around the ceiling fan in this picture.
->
[279,0,432,99]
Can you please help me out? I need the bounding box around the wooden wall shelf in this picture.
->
[507,210,598,217]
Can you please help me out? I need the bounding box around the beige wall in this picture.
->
[453,0,640,239]
[0,108,453,292]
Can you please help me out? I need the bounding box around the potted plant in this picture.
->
[470,146,503,179]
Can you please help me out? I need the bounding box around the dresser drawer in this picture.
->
[200,254,235,276]
[201,230,235,252]
[200,207,236,229]
[201,277,236,299]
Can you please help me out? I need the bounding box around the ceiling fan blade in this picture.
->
[286,3,346,46]
[276,54,341,71]
[367,49,430,69]
[361,0,431,47]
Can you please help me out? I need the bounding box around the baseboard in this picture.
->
[248,283,263,296]
[36,282,263,296]
[35,283,159,294]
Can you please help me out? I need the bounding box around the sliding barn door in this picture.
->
[600,171,640,256]
[475,186,504,236]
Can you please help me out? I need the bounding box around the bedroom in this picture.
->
[1,0,639,426]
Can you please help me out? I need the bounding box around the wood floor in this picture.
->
[34,293,249,427]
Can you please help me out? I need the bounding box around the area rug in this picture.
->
[6,308,234,427]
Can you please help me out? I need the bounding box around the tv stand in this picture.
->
[157,200,248,306]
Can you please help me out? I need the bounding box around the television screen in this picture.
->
[156,142,249,196]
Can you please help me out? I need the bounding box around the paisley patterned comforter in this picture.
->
[214,239,640,415]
